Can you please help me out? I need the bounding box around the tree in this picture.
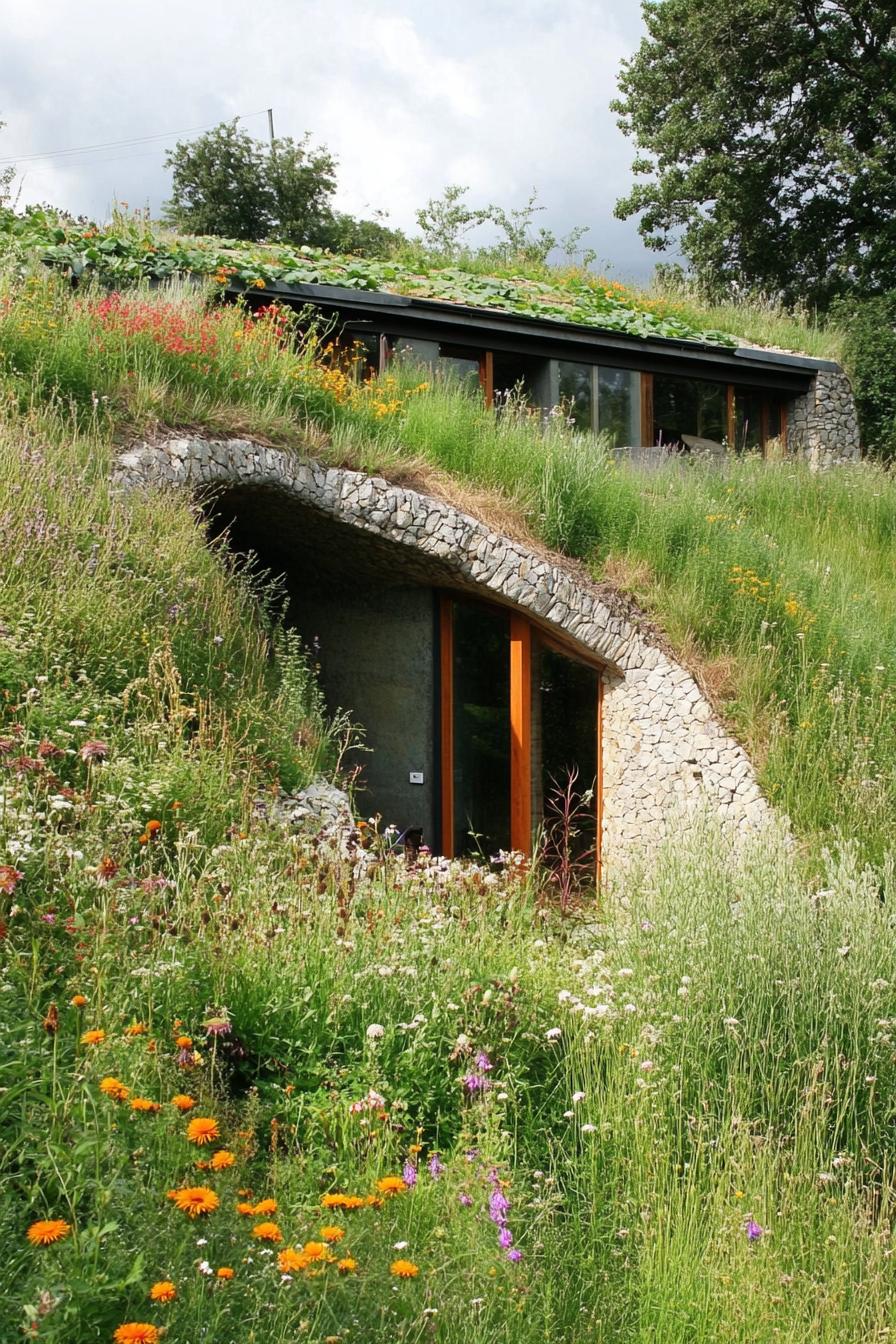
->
[163,121,400,256]
[613,1,896,306]
[416,184,595,266]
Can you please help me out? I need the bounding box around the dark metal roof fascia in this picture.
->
[230,281,826,390]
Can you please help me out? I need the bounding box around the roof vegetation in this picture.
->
[0,206,743,346]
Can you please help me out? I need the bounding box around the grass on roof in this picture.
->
[0,204,845,359]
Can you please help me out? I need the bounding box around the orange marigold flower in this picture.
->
[320,1191,365,1210]
[171,1093,195,1112]
[337,1256,358,1274]
[376,1176,407,1196]
[216,1266,234,1279]
[175,1034,193,1049]
[365,1195,383,1208]
[70,994,88,1008]
[113,1326,159,1344]
[251,1221,282,1242]
[80,1029,106,1046]
[277,1246,305,1273]
[210,1149,235,1170]
[236,1201,255,1216]
[149,1280,176,1302]
[27,1218,71,1246]
[131,1097,162,1113]
[301,1240,329,1262]
[320,1225,345,1243]
[186,1116,219,1146]
[390,1258,419,1278]
[125,1022,147,1037]
[146,819,162,834]
[166,1185,219,1217]
[252,1198,277,1216]
[99,1076,130,1102]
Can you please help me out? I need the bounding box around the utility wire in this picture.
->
[0,110,271,166]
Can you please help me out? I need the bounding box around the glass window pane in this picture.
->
[653,375,727,448]
[452,602,510,857]
[539,647,598,865]
[557,362,593,432]
[597,367,641,447]
[735,391,763,452]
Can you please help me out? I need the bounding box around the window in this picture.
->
[653,375,727,448]
[449,601,511,857]
[556,363,641,445]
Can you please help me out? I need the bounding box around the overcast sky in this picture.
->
[2,0,661,279]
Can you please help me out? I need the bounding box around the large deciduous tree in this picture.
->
[613,1,896,306]
[163,121,400,256]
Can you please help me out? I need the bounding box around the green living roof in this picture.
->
[0,208,737,349]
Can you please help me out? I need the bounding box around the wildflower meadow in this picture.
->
[2,265,896,1341]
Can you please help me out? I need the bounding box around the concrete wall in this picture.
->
[291,580,437,843]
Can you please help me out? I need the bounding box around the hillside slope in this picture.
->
[3,270,896,1343]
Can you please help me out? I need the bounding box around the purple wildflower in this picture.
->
[474,1050,493,1072]
[79,739,109,763]
[489,1188,510,1225]
[458,1192,473,1207]
[506,1248,523,1263]
[464,1072,490,1093]
[402,1159,418,1189]
[428,1153,445,1180]
[745,1218,764,1242]
[498,1226,513,1249]
[464,1148,479,1163]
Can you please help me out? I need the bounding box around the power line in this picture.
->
[0,110,271,167]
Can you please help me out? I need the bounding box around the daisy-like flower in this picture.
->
[175,1035,194,1049]
[236,1201,255,1216]
[171,1094,195,1112]
[210,1149,235,1171]
[27,1219,71,1246]
[125,1022,147,1037]
[321,1192,364,1210]
[251,1221,282,1242]
[216,1267,234,1279]
[337,1256,358,1274]
[131,1098,162,1113]
[320,1225,345,1243]
[390,1259,419,1278]
[0,865,24,895]
[186,1116,219,1146]
[80,1029,106,1046]
[166,1186,219,1217]
[149,1280,176,1302]
[376,1175,407,1197]
[113,1326,159,1344]
[301,1241,331,1262]
[99,1077,130,1102]
[252,1198,277,1216]
[278,1247,306,1273]
[70,994,88,1008]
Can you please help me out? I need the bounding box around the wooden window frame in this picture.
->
[439,596,603,876]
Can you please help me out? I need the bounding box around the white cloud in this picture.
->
[0,0,659,277]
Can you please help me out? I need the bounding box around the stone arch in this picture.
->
[115,436,771,862]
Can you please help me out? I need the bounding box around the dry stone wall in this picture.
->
[115,437,773,864]
[787,368,861,467]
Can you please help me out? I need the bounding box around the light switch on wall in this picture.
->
[409,771,424,785]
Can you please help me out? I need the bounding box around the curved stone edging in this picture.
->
[115,436,772,861]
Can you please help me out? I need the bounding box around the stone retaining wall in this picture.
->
[787,368,861,467]
[115,437,772,863]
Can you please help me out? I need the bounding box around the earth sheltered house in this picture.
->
[118,267,858,868]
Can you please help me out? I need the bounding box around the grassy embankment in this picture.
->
[2,270,895,1343]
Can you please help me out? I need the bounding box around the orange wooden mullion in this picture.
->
[479,350,494,408]
[640,371,654,447]
[439,597,455,858]
[509,615,532,854]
